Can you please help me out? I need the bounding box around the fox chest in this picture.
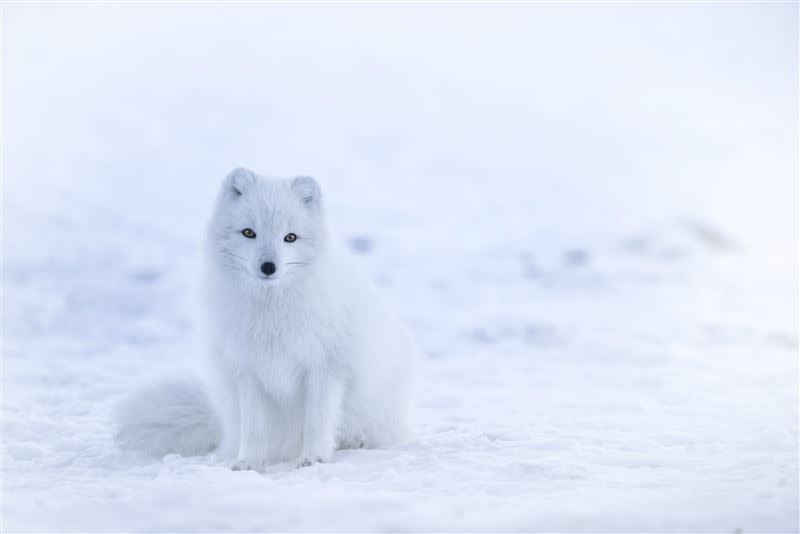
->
[240,321,330,399]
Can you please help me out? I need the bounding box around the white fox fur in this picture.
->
[115,168,418,469]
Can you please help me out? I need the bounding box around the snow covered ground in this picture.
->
[2,3,798,532]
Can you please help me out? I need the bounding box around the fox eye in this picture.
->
[242,228,256,238]
[284,233,297,243]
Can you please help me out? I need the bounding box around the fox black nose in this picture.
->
[260,262,277,276]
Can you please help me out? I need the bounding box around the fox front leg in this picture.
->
[296,370,344,467]
[231,375,271,472]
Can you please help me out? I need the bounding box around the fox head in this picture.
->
[208,168,326,288]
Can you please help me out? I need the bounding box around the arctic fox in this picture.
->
[116,168,418,469]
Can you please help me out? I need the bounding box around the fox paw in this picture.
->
[339,436,366,450]
[231,458,264,472]
[295,455,324,468]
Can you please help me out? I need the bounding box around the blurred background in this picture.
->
[2,3,798,532]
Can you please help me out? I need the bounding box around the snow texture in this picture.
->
[2,3,798,532]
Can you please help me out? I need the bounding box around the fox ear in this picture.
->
[290,176,321,208]
[224,167,257,197]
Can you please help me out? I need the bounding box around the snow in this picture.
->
[2,3,798,532]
